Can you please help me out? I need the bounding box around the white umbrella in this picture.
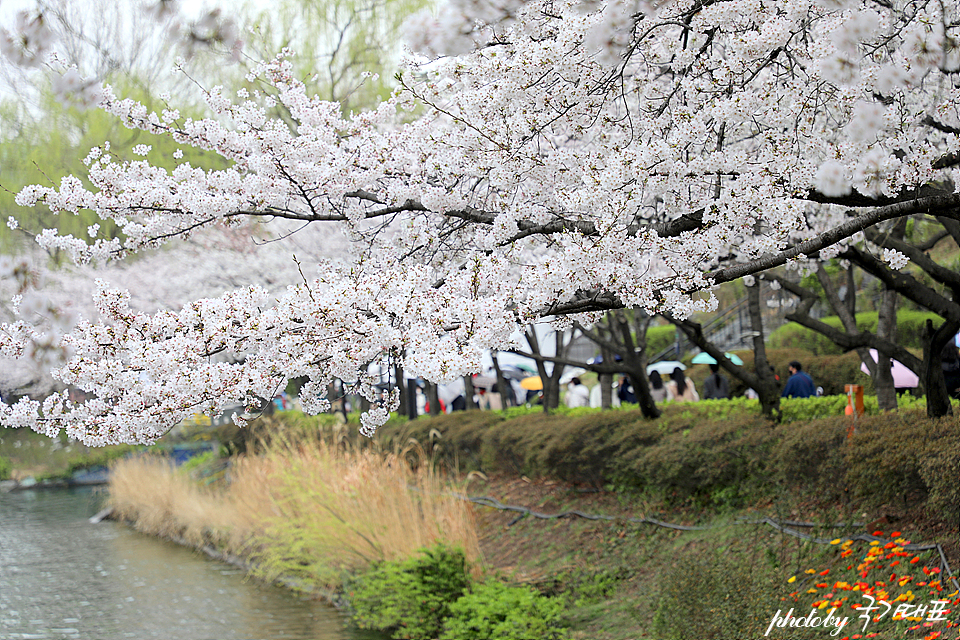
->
[438,379,465,404]
[559,367,587,384]
[647,361,686,376]
[859,350,919,388]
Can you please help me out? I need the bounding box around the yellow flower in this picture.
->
[788,576,797,583]
[831,539,842,545]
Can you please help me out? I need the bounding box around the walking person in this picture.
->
[648,370,669,403]
[666,367,699,402]
[702,363,730,399]
[781,361,816,398]
[565,377,590,408]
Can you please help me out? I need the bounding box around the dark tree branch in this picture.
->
[863,227,960,292]
[765,274,922,374]
[706,195,960,287]
[842,246,960,323]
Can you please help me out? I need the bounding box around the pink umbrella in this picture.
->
[859,349,919,388]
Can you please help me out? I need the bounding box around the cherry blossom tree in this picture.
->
[4,0,960,444]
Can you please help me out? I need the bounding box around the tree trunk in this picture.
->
[922,318,960,418]
[544,331,567,411]
[526,326,552,413]
[491,353,512,409]
[874,287,899,411]
[426,381,440,416]
[406,377,419,419]
[395,364,406,417]
[613,311,660,419]
[747,282,781,419]
[600,342,613,408]
[463,374,478,410]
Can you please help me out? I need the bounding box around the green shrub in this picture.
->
[770,416,849,500]
[779,393,879,421]
[350,544,470,639]
[442,582,569,640]
[0,455,11,480]
[630,414,774,507]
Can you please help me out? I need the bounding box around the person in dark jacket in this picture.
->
[702,363,730,399]
[781,361,816,398]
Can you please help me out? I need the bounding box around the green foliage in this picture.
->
[646,324,677,356]
[771,414,850,501]
[843,414,939,509]
[549,568,626,607]
[780,394,877,421]
[629,412,773,508]
[0,87,228,254]
[350,544,470,639]
[442,581,570,640]
[917,423,960,523]
[768,310,941,354]
[177,450,217,477]
[0,455,11,480]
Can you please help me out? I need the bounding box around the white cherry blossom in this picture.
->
[3,0,960,443]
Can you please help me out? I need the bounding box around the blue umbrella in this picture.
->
[691,352,744,366]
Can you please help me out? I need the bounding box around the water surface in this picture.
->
[0,487,375,640]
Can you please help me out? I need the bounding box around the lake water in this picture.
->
[0,487,378,640]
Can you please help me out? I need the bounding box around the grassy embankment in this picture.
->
[102,397,959,639]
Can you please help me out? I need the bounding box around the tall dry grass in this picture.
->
[108,456,251,551]
[233,435,482,589]
[107,433,481,591]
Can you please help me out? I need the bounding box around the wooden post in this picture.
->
[845,384,864,439]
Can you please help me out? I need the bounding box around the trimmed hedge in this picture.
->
[376,403,959,516]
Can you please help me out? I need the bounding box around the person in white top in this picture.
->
[565,377,591,408]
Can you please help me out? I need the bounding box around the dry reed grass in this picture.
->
[107,431,482,591]
[108,456,248,550]
[233,433,482,588]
